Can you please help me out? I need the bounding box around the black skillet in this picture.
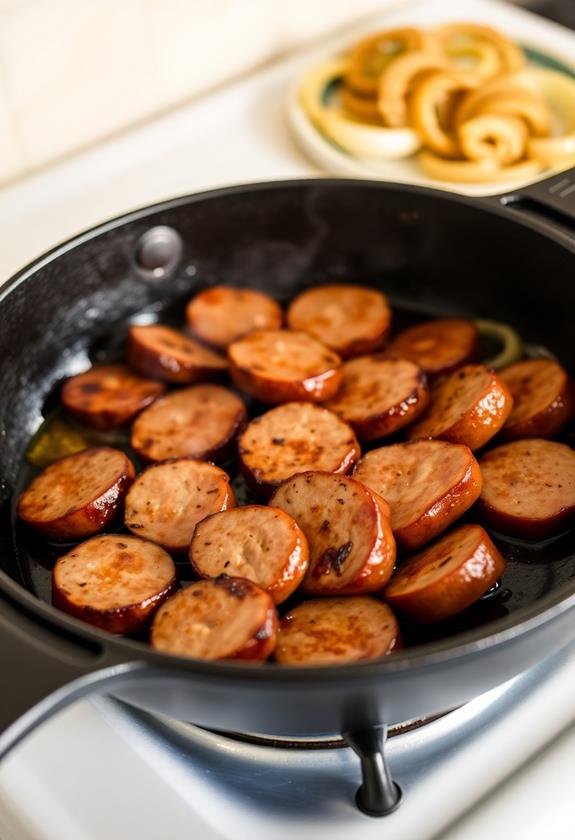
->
[1,169,574,815]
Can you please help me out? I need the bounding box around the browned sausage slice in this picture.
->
[127,324,227,384]
[478,439,575,539]
[53,535,177,634]
[17,447,135,541]
[286,284,391,358]
[270,472,395,595]
[124,459,234,552]
[238,402,360,497]
[385,319,478,378]
[228,329,342,404]
[186,286,283,349]
[354,439,482,550]
[131,384,247,463]
[150,577,278,661]
[408,364,513,450]
[499,359,575,440]
[384,524,505,623]
[323,355,429,441]
[275,598,401,665]
[190,505,308,604]
[62,364,165,429]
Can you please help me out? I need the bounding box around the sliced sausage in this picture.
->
[228,329,342,404]
[190,505,308,604]
[150,577,278,661]
[385,319,478,379]
[53,535,177,634]
[124,459,234,553]
[17,447,135,542]
[499,359,575,440]
[131,384,247,463]
[238,402,360,498]
[478,439,575,539]
[323,355,429,441]
[384,524,505,623]
[354,439,482,551]
[186,286,283,349]
[408,364,513,450]
[286,284,391,358]
[127,324,227,384]
[274,598,401,666]
[62,364,165,429]
[270,472,395,595]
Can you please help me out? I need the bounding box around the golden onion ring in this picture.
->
[340,85,383,123]
[418,149,542,183]
[454,79,551,137]
[529,139,575,168]
[458,114,528,165]
[434,23,525,73]
[377,51,448,127]
[445,41,502,78]
[410,69,480,157]
[519,67,575,166]
[299,58,421,160]
[346,27,434,97]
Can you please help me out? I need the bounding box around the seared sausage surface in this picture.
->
[499,359,575,440]
[385,319,477,378]
[270,472,395,595]
[354,439,482,550]
[18,447,135,541]
[384,524,505,623]
[53,535,177,634]
[287,284,391,358]
[228,329,342,404]
[127,324,227,384]
[275,597,401,665]
[408,364,512,450]
[131,384,247,463]
[238,402,360,497]
[190,505,308,604]
[62,364,165,429]
[151,577,278,661]
[478,438,575,539]
[125,459,234,552]
[186,286,283,349]
[323,355,429,440]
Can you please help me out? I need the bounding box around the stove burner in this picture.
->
[202,710,453,817]
[204,710,452,750]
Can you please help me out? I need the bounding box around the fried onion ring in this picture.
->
[434,23,524,74]
[418,149,542,182]
[410,70,480,157]
[377,51,448,127]
[458,114,528,164]
[346,27,434,97]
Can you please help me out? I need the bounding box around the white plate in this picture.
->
[287,0,575,197]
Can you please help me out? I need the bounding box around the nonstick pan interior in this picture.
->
[2,178,575,661]
[10,296,575,653]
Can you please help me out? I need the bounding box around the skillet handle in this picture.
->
[0,593,139,756]
[493,166,575,236]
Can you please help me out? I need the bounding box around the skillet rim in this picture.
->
[1,176,575,684]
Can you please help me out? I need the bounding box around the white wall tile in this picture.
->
[0,0,162,169]
[0,58,25,182]
[0,0,390,183]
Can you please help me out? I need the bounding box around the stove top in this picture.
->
[2,639,573,840]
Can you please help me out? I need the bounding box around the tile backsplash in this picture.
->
[0,0,391,187]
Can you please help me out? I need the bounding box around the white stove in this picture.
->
[1,1,575,837]
[1,643,575,840]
